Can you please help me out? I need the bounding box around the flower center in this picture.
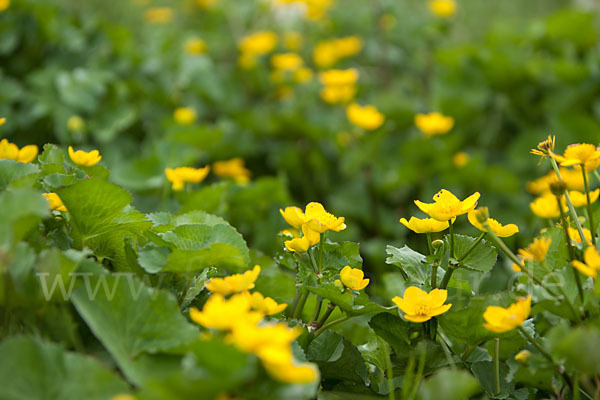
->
[416,304,431,316]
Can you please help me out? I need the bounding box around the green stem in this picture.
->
[517,327,553,363]
[293,290,309,320]
[594,170,600,184]
[385,345,396,400]
[308,250,319,274]
[314,315,350,338]
[448,220,455,259]
[484,225,561,298]
[426,233,433,255]
[316,302,336,328]
[457,232,486,262]
[556,195,585,305]
[431,264,437,289]
[288,289,302,318]
[407,346,426,400]
[310,297,323,324]
[494,338,500,395]
[582,164,596,245]
[318,231,326,274]
[439,265,455,290]
[550,157,587,244]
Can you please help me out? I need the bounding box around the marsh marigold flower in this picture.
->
[43,193,67,212]
[568,189,599,207]
[0,139,38,163]
[205,265,261,295]
[514,349,531,364]
[174,107,196,125]
[346,103,385,131]
[165,166,210,191]
[304,202,346,232]
[400,216,453,234]
[339,266,369,291]
[189,293,262,330]
[67,115,85,132]
[280,206,307,229]
[239,31,277,56]
[530,135,555,159]
[428,0,456,18]
[453,152,469,168]
[393,286,452,323]
[567,226,592,245]
[245,291,287,315]
[468,207,519,237]
[313,37,363,68]
[415,189,480,222]
[554,143,600,171]
[0,117,5,125]
[518,237,551,262]
[483,296,531,333]
[572,246,600,278]
[530,193,560,219]
[184,38,206,55]
[284,224,320,253]
[414,112,454,136]
[212,158,251,183]
[144,7,173,24]
[68,146,101,166]
[319,68,358,104]
[527,168,584,195]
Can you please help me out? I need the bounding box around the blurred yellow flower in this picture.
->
[514,349,531,364]
[319,68,359,104]
[400,216,452,234]
[0,117,5,125]
[164,166,210,191]
[518,237,551,262]
[483,296,531,333]
[415,189,480,222]
[110,395,136,400]
[567,189,599,207]
[428,0,456,18]
[283,31,303,51]
[0,139,38,163]
[468,208,519,237]
[174,107,196,125]
[144,7,173,24]
[392,286,452,323]
[0,0,9,12]
[246,291,287,315]
[572,246,600,278]
[271,53,304,70]
[554,143,600,171]
[213,158,251,183]
[43,193,67,212]
[568,226,592,245]
[184,38,206,55]
[313,36,363,68]
[196,0,218,9]
[67,115,85,132]
[452,152,469,168]
[284,224,320,253]
[68,146,101,166]
[239,31,277,56]
[190,293,262,330]
[526,168,584,195]
[339,266,369,291]
[529,193,560,219]
[205,265,261,295]
[415,112,454,136]
[346,103,385,131]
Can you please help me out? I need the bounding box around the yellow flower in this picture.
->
[568,226,592,245]
[43,193,67,212]
[467,208,519,238]
[164,166,210,191]
[554,143,600,171]
[263,358,318,384]
[0,0,9,12]
[144,7,174,24]
[392,286,452,323]
[514,349,531,364]
[205,265,261,295]
[428,0,456,17]
[293,67,313,83]
[313,37,363,68]
[526,168,584,195]
[239,31,277,56]
[530,135,555,158]
[271,53,304,70]
[212,158,251,183]
[567,189,599,207]
[320,85,357,104]
[67,115,85,132]
[339,266,369,291]
[0,117,5,125]
[530,193,560,219]
[246,291,287,315]
[283,31,303,51]
[453,152,469,168]
[196,0,218,9]
[483,296,531,333]
[399,216,453,234]
[572,246,600,278]
[319,68,359,86]
[304,202,346,233]
[518,237,551,262]
[414,112,454,136]
[346,103,385,131]
[184,38,206,55]
[281,228,299,238]
[189,293,262,330]
[414,189,480,222]
[0,139,38,163]
[284,224,320,253]
[68,146,101,166]
[174,107,196,125]
[110,395,136,400]
[280,206,307,229]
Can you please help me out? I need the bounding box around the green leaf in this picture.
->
[71,274,199,385]
[386,245,428,285]
[368,313,412,353]
[548,324,600,374]
[452,234,497,273]
[0,189,49,248]
[471,361,512,398]
[307,331,369,385]
[0,336,129,400]
[306,284,389,316]
[0,159,39,190]
[418,368,482,400]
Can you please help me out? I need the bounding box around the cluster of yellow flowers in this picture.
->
[269,53,313,97]
[275,0,334,21]
[313,36,363,69]
[238,31,278,69]
[428,0,457,18]
[280,202,345,253]
[0,138,38,163]
[345,103,385,131]
[318,68,358,104]
[414,112,454,136]
[165,158,251,190]
[190,266,318,384]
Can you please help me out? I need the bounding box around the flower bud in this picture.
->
[549,180,567,196]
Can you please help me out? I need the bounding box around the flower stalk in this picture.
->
[555,194,585,304]
[581,164,596,244]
